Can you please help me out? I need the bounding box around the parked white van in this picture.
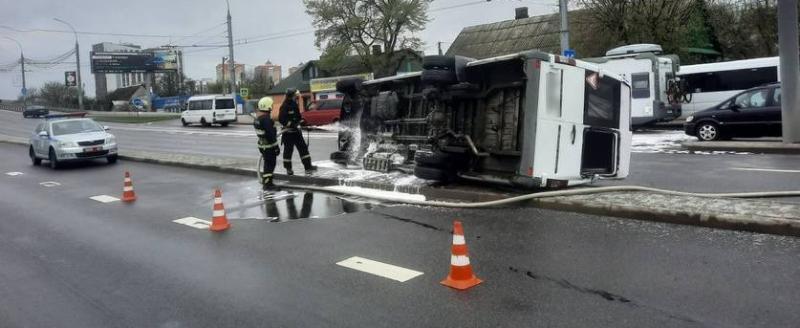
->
[181,95,238,127]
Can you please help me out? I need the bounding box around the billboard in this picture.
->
[91,50,179,73]
[309,73,373,93]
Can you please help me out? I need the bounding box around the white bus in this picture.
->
[678,56,779,118]
[585,44,681,128]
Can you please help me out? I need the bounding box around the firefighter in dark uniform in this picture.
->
[278,88,317,175]
[255,97,280,190]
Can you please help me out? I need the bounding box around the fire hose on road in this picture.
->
[257,156,800,208]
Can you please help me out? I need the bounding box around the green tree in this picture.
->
[575,0,697,57]
[37,81,83,108]
[304,0,432,77]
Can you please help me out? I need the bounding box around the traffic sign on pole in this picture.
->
[21,87,27,96]
[65,71,77,87]
[240,87,249,98]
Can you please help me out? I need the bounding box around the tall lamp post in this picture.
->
[4,36,26,109]
[53,18,83,111]
[225,0,236,99]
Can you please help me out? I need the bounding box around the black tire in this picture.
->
[421,69,456,84]
[181,118,189,127]
[422,55,456,70]
[22,113,28,118]
[107,155,118,164]
[330,151,349,164]
[413,165,452,183]
[336,78,363,94]
[200,118,210,127]
[695,122,721,141]
[414,150,450,168]
[29,146,41,165]
[48,148,59,169]
[220,122,229,127]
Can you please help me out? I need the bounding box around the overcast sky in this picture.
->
[0,0,558,100]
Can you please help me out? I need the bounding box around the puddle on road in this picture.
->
[222,188,377,222]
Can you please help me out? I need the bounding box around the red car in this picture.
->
[302,99,342,126]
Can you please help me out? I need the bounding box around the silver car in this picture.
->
[29,116,118,169]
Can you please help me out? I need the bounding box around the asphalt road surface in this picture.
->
[1,142,799,327]
[2,109,798,200]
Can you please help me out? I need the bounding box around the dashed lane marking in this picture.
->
[90,195,120,203]
[731,167,800,174]
[5,172,24,176]
[39,181,61,187]
[336,256,423,282]
[173,217,212,229]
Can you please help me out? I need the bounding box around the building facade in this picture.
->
[254,60,282,84]
[215,62,245,85]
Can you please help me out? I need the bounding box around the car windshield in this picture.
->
[51,120,103,136]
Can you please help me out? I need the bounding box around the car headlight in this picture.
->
[57,140,78,147]
[105,135,116,144]
[686,116,694,123]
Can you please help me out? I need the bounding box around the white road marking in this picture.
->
[731,167,800,174]
[173,217,212,229]
[39,181,61,187]
[89,195,120,203]
[336,256,423,282]
[5,172,24,176]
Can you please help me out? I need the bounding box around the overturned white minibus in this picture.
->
[331,50,632,188]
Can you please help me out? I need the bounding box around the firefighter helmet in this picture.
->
[257,97,274,112]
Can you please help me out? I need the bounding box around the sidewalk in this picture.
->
[683,140,800,154]
[2,133,799,237]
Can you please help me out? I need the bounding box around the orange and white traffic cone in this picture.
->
[121,171,137,202]
[441,220,482,290]
[209,188,231,232]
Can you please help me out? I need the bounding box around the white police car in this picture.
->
[29,113,118,169]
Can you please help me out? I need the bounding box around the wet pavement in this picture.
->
[1,142,800,327]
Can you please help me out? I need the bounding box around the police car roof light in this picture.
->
[44,112,88,120]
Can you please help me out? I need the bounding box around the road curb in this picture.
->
[683,140,800,155]
[1,135,798,237]
[533,198,800,238]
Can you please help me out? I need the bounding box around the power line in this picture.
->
[167,21,228,46]
[0,25,223,39]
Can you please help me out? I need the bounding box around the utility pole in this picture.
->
[221,56,227,93]
[20,50,26,109]
[437,42,443,55]
[226,0,236,97]
[777,0,800,143]
[5,37,26,109]
[54,18,83,111]
[558,0,570,54]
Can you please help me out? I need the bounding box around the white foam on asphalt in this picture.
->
[39,181,61,187]
[336,256,423,282]
[5,172,23,176]
[632,130,695,153]
[90,195,120,203]
[731,168,800,174]
[323,185,426,203]
[173,217,212,229]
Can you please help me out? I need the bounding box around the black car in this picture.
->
[22,105,49,118]
[685,84,781,141]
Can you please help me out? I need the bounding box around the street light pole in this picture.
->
[54,18,83,111]
[777,0,800,143]
[226,0,236,98]
[4,37,26,109]
[559,0,570,54]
